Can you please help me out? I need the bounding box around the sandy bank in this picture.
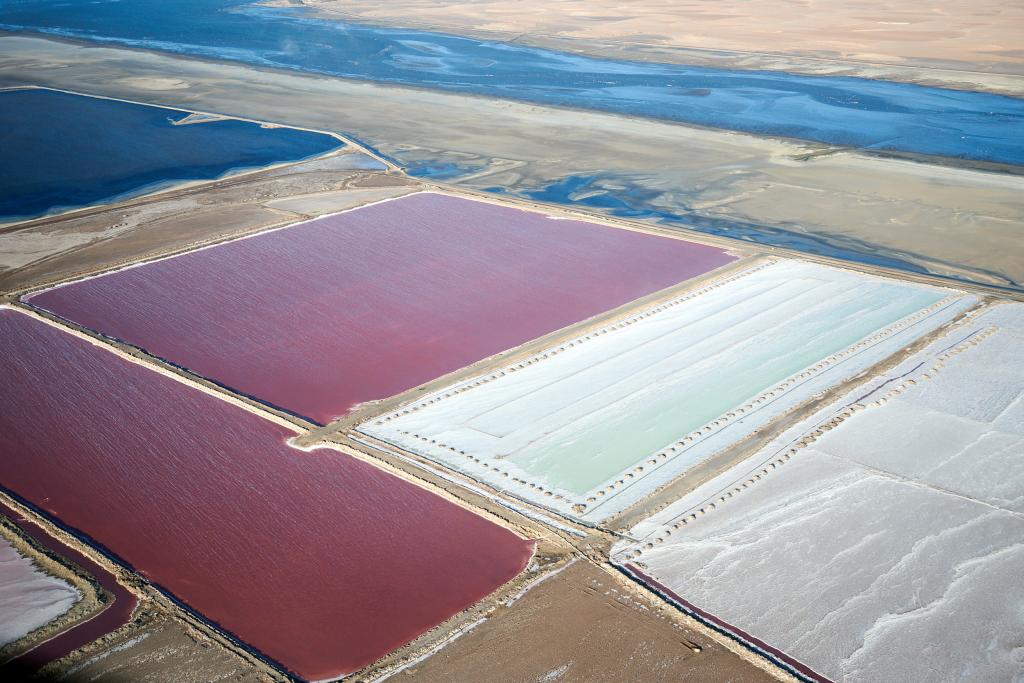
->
[289,0,1024,90]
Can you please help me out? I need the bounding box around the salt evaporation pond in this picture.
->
[0,534,80,648]
[0,88,341,221]
[618,303,1024,682]
[0,499,139,672]
[3,1,1024,164]
[363,260,972,521]
[26,192,735,424]
[0,307,533,681]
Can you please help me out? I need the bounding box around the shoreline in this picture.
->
[0,85,368,228]
[275,0,1024,96]
[2,26,1022,163]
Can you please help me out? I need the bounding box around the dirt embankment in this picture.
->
[0,517,105,664]
[402,560,783,682]
[0,148,417,295]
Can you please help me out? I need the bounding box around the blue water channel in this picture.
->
[3,0,1024,165]
[0,88,341,220]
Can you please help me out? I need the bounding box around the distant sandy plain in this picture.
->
[291,0,1024,88]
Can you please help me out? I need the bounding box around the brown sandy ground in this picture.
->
[39,613,268,683]
[2,36,1021,292]
[0,518,107,664]
[400,560,776,683]
[285,0,1024,88]
[0,145,417,294]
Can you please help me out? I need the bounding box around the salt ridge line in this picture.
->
[371,282,965,520]
[57,632,151,680]
[368,618,486,683]
[614,317,1002,561]
[363,260,968,521]
[383,289,968,521]
[345,434,588,539]
[611,305,1024,682]
[580,290,968,518]
[363,260,777,510]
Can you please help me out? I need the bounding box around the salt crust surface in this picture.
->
[362,259,970,522]
[618,303,1024,682]
[0,534,81,647]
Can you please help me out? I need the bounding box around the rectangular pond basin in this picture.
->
[26,191,736,424]
[616,303,1024,682]
[0,307,534,681]
[361,260,973,522]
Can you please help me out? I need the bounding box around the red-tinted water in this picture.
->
[0,309,534,681]
[0,499,138,673]
[27,192,735,424]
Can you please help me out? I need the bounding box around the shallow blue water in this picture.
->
[507,173,1019,285]
[2,0,1024,165]
[0,88,341,220]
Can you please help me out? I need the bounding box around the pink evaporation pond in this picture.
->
[26,192,735,424]
[0,308,534,682]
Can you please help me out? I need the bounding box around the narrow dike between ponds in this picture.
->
[0,498,138,673]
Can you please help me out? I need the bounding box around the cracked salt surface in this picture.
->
[618,303,1024,682]
[362,259,970,522]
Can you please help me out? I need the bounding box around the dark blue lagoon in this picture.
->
[0,88,341,221]
[3,0,1024,165]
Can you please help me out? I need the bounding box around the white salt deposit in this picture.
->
[618,302,1024,682]
[362,259,971,522]
[0,534,81,647]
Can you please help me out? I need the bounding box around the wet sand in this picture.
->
[1,36,1020,291]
